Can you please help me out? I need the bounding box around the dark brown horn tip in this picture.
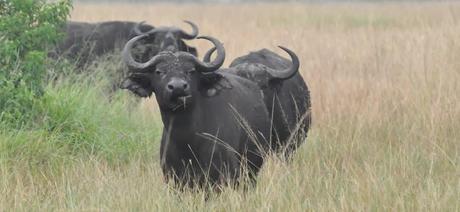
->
[196,36,223,45]
[179,20,199,39]
[183,20,197,27]
[278,45,291,52]
[263,45,300,80]
[277,45,298,62]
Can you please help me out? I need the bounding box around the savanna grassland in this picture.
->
[1,2,459,211]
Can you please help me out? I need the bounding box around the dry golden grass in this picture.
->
[2,2,460,211]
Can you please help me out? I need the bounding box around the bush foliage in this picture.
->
[0,0,72,127]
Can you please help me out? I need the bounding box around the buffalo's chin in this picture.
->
[168,95,193,112]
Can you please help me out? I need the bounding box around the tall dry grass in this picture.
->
[1,2,459,211]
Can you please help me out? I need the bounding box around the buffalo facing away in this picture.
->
[50,20,199,68]
[204,48,311,158]
[121,35,300,188]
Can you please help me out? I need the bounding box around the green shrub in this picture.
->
[0,0,72,127]
[0,72,162,168]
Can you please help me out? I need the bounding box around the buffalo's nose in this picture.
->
[166,79,189,97]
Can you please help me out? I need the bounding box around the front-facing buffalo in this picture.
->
[121,35,299,188]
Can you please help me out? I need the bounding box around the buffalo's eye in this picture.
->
[155,69,164,75]
[187,68,195,75]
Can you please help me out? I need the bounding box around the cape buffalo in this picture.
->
[204,48,311,159]
[120,35,300,188]
[51,20,198,68]
[133,20,198,58]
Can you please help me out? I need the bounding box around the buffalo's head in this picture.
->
[132,20,199,60]
[121,35,225,112]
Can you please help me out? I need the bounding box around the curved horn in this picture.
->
[178,20,199,40]
[122,34,167,70]
[203,47,216,63]
[178,36,225,73]
[133,21,148,35]
[134,22,163,36]
[133,21,158,35]
[266,46,299,80]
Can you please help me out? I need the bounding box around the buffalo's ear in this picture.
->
[199,72,222,86]
[120,73,154,98]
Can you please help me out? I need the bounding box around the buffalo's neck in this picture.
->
[159,104,203,147]
[159,103,210,172]
[160,106,197,129]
